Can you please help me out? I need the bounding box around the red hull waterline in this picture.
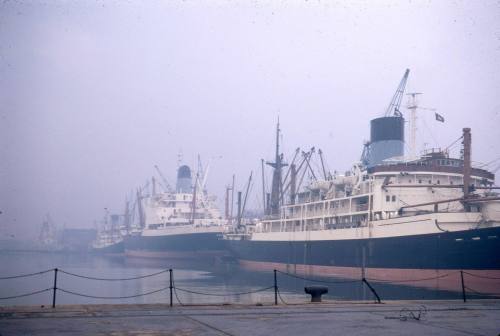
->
[239,259,500,296]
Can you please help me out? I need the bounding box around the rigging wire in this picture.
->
[444,135,463,153]
[420,116,441,150]
[477,156,500,168]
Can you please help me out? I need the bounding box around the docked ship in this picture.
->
[92,212,126,255]
[124,164,227,258]
[37,213,61,252]
[225,71,500,294]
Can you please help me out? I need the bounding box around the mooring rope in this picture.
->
[463,272,500,280]
[276,270,360,284]
[366,272,457,283]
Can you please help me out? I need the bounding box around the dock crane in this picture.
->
[384,69,410,117]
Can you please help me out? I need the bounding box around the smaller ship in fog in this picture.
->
[92,209,127,255]
[37,213,61,252]
[124,163,228,258]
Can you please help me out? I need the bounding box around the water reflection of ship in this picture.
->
[124,161,228,259]
[225,70,500,295]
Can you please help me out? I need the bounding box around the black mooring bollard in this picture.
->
[274,269,278,305]
[304,286,328,302]
[52,268,58,308]
[460,270,467,303]
[169,269,173,307]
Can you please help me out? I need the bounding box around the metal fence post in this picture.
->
[169,269,173,307]
[460,270,467,303]
[274,269,278,305]
[52,268,58,308]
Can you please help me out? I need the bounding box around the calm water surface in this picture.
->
[0,251,474,306]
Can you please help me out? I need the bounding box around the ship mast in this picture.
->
[406,92,421,160]
[266,119,287,216]
[191,173,198,224]
[124,199,130,235]
[462,128,472,200]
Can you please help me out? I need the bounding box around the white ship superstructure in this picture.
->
[125,164,228,258]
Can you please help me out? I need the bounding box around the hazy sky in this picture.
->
[1,1,499,239]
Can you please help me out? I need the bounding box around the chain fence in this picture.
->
[0,268,499,307]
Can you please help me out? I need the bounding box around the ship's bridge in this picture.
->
[368,152,494,183]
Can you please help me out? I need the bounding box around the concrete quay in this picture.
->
[1,300,499,336]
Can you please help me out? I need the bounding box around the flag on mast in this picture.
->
[435,113,445,122]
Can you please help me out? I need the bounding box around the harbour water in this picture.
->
[1,251,492,307]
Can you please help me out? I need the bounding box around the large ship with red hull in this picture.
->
[225,71,500,295]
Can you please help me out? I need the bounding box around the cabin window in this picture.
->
[437,180,441,185]
[428,180,432,184]
[392,195,396,202]
[450,180,454,185]
[418,179,422,184]
[386,195,390,202]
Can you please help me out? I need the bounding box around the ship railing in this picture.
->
[1,268,499,306]
[354,204,369,212]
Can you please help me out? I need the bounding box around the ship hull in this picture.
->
[124,232,226,259]
[92,241,124,255]
[226,226,500,294]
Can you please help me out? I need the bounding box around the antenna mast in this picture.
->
[406,92,423,160]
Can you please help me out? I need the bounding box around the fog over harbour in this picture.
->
[1,1,499,239]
